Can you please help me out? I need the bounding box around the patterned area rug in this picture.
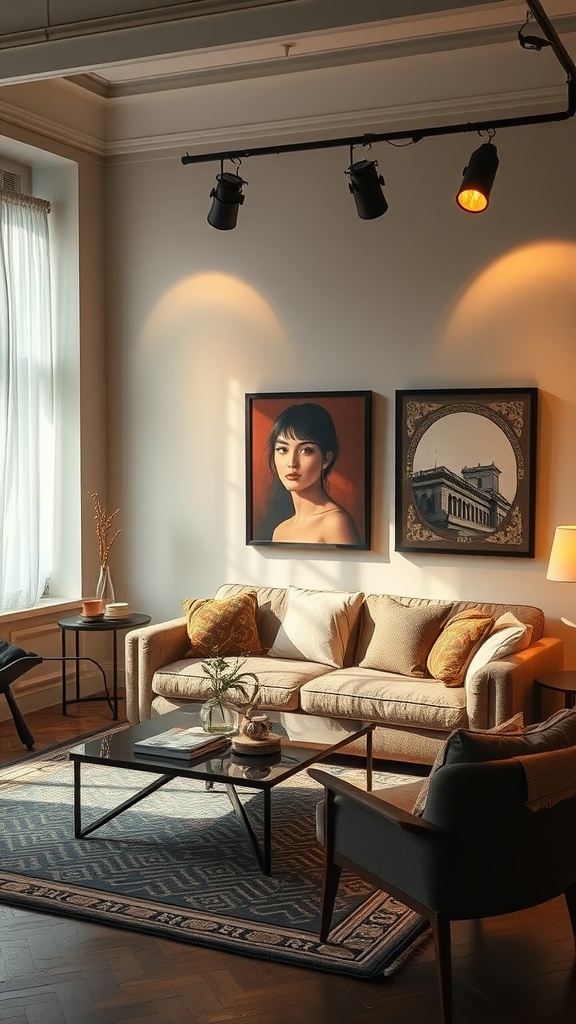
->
[0,734,429,977]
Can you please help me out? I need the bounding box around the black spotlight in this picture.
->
[207,171,246,230]
[456,141,499,213]
[347,158,388,220]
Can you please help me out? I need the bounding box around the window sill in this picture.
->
[0,599,80,625]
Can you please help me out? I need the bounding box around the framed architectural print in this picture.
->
[395,387,538,557]
[246,390,372,549]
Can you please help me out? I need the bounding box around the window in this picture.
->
[0,191,55,611]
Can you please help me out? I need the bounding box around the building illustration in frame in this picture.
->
[411,461,512,539]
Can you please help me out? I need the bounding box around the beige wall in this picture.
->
[105,121,576,667]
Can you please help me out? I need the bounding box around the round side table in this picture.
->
[535,671,576,718]
[58,613,151,720]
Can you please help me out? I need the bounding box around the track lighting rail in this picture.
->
[181,0,576,168]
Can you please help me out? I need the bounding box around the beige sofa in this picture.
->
[124,584,563,765]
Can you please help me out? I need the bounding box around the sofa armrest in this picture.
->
[465,637,564,730]
[125,617,189,723]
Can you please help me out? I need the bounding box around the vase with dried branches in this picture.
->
[91,492,121,605]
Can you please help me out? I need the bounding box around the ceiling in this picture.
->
[0,0,575,165]
[1,0,575,98]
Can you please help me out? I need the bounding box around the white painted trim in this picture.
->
[107,83,569,157]
[0,99,105,156]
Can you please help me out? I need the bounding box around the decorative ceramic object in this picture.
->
[240,712,272,740]
[232,705,281,754]
[81,599,104,617]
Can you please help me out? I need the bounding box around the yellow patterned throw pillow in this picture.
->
[183,592,265,657]
[426,608,494,687]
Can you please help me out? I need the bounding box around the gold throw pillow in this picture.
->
[183,592,264,657]
[426,608,494,687]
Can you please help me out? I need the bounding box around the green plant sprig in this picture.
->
[200,653,258,708]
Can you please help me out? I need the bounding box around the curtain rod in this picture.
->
[181,0,576,167]
[0,190,50,212]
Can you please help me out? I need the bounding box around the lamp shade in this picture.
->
[456,141,499,213]
[546,526,576,582]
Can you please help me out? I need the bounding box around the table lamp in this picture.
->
[546,525,576,627]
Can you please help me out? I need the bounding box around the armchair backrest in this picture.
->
[422,757,576,919]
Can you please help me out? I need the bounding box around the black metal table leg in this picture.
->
[61,629,67,714]
[73,760,174,839]
[224,783,272,875]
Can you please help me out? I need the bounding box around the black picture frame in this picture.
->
[395,387,538,557]
[246,390,372,549]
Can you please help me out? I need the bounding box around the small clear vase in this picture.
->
[96,564,115,605]
[200,700,238,736]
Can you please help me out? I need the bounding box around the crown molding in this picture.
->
[0,76,567,161]
[104,83,569,158]
[0,98,105,157]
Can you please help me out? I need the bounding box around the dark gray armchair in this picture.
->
[309,754,576,1024]
[0,641,41,749]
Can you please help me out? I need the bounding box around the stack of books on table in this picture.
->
[133,727,230,760]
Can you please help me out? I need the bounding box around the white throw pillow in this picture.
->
[268,586,363,668]
[464,613,533,687]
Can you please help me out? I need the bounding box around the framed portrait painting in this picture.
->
[395,387,538,557]
[246,390,372,549]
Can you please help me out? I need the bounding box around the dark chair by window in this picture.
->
[0,641,41,750]
[310,738,576,1024]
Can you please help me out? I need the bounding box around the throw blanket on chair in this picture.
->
[517,746,576,810]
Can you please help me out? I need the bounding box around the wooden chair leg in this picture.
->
[431,912,453,1024]
[318,788,343,943]
[319,859,342,942]
[1,683,35,750]
[564,884,576,942]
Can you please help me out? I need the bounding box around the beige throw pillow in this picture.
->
[464,613,533,686]
[356,596,452,677]
[267,586,363,668]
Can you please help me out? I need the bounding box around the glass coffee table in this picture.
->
[69,708,375,875]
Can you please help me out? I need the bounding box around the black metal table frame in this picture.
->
[71,723,375,875]
[59,614,151,721]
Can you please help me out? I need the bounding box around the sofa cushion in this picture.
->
[412,708,576,815]
[182,592,265,657]
[427,609,494,687]
[268,586,363,669]
[299,666,468,732]
[356,595,452,676]
[153,655,332,712]
[464,613,533,686]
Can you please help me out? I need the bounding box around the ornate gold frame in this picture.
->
[395,388,538,557]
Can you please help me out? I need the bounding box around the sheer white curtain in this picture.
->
[0,192,54,611]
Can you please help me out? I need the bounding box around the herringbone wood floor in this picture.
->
[1,698,576,1024]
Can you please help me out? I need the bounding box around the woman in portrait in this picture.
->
[266,402,360,544]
